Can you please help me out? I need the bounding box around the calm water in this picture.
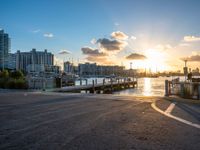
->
[75,76,183,96]
[114,77,171,96]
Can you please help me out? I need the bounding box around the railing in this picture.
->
[165,79,200,100]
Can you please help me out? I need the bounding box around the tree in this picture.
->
[10,70,24,79]
[0,70,9,78]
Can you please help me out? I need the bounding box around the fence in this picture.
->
[165,78,200,100]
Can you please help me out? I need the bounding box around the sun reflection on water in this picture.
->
[143,78,152,96]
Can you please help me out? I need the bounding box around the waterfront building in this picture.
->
[78,62,126,77]
[96,65,125,76]
[78,63,97,77]
[64,61,74,74]
[0,29,10,70]
[16,48,54,72]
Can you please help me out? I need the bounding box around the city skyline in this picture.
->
[1,0,200,71]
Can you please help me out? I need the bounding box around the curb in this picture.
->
[164,96,200,104]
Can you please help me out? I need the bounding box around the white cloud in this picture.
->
[54,56,63,70]
[179,43,190,47]
[130,36,136,40]
[155,44,172,51]
[90,38,96,44]
[111,31,128,40]
[184,36,200,42]
[114,22,119,26]
[59,50,71,55]
[32,29,40,33]
[43,33,54,38]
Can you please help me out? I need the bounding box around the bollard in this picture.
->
[95,79,97,84]
[92,80,95,93]
[165,80,169,96]
[80,79,82,86]
[111,78,113,92]
[102,79,105,93]
[85,79,88,85]
[180,83,184,97]
[198,84,200,100]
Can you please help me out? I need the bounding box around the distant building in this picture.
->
[97,65,125,76]
[16,48,54,72]
[0,29,10,70]
[78,63,97,76]
[64,61,74,74]
[6,53,16,70]
[78,62,126,77]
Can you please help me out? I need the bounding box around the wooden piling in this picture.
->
[165,80,169,96]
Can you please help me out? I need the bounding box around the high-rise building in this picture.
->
[16,48,54,72]
[64,61,74,74]
[6,53,16,70]
[0,29,10,70]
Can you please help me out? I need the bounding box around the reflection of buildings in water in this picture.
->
[143,78,152,96]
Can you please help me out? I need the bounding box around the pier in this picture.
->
[55,78,137,94]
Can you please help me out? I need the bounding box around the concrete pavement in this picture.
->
[0,92,200,150]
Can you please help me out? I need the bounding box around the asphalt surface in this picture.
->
[0,92,200,150]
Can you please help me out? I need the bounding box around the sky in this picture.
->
[1,0,200,71]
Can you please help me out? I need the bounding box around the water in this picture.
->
[75,76,184,96]
[114,77,170,96]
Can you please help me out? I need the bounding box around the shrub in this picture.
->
[5,79,16,89]
[0,70,9,78]
[10,70,24,79]
[15,79,28,89]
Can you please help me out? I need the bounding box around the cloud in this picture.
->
[43,33,54,38]
[81,47,106,56]
[111,31,128,40]
[155,44,172,51]
[86,56,113,65]
[81,47,111,64]
[179,43,190,47]
[114,22,119,26]
[130,36,137,40]
[32,29,40,33]
[184,36,200,42]
[97,38,127,51]
[181,54,200,62]
[90,38,96,45]
[59,50,71,55]
[54,56,63,70]
[126,53,147,60]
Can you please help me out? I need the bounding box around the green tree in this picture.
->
[10,70,24,79]
[0,70,9,78]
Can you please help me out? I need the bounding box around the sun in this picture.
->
[144,49,168,72]
[125,49,168,72]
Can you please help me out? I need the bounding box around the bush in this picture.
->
[15,79,28,89]
[0,79,6,88]
[10,70,24,79]
[5,79,16,89]
[0,70,9,78]
[0,70,27,89]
